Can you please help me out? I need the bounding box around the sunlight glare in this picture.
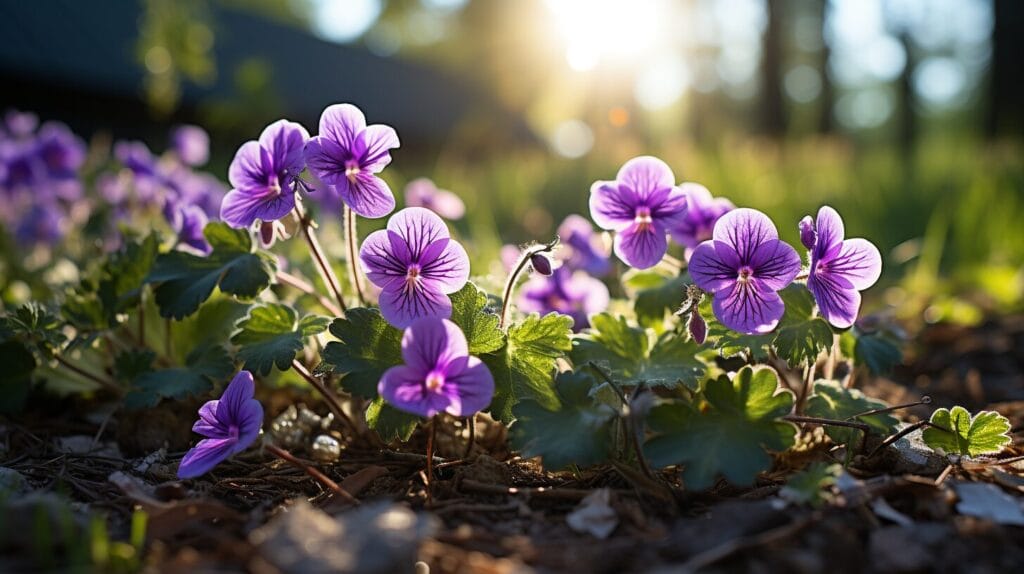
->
[546,0,669,72]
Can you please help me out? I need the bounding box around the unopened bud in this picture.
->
[798,215,816,250]
[688,309,707,345]
[530,252,553,276]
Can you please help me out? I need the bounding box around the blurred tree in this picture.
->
[759,0,788,136]
[987,0,1024,139]
[816,0,833,134]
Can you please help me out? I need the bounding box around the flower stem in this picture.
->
[55,356,121,394]
[660,253,687,272]
[425,416,437,505]
[265,442,359,505]
[277,270,343,317]
[294,205,347,315]
[343,205,367,306]
[463,415,476,459]
[291,360,357,433]
[498,238,560,330]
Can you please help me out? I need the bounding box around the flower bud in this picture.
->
[798,215,816,250]
[530,252,553,276]
[688,309,707,345]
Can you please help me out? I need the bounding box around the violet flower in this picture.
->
[171,124,210,167]
[589,156,688,269]
[360,207,470,328]
[803,206,883,328]
[668,183,734,254]
[178,370,264,479]
[379,317,494,418]
[404,178,465,220]
[15,202,64,246]
[689,208,801,334]
[557,214,611,276]
[305,103,400,219]
[220,119,309,229]
[166,203,212,255]
[518,267,609,332]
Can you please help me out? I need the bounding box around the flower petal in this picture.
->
[420,238,470,294]
[303,136,347,187]
[648,185,688,230]
[220,186,295,228]
[378,282,453,329]
[442,356,495,416]
[378,364,452,418]
[400,317,468,374]
[712,208,779,264]
[216,371,256,424]
[359,124,399,172]
[813,205,845,261]
[712,280,785,334]
[748,238,801,291]
[193,400,227,437]
[616,155,675,199]
[360,229,411,290]
[337,172,396,218]
[177,437,238,479]
[258,119,308,178]
[828,238,882,290]
[227,141,267,191]
[688,240,739,293]
[808,271,861,328]
[318,103,366,151]
[386,207,450,260]
[614,222,667,269]
[589,180,638,231]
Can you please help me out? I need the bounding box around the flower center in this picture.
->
[737,266,754,284]
[424,371,445,392]
[344,161,361,183]
[634,206,653,231]
[228,424,240,441]
[816,261,828,274]
[405,264,422,292]
[268,174,281,197]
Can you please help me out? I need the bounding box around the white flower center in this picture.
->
[634,206,653,231]
[425,371,445,392]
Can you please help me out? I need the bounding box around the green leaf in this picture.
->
[231,304,329,376]
[113,349,157,384]
[146,222,276,319]
[448,283,504,354]
[701,298,772,360]
[484,312,574,419]
[780,462,841,507]
[627,271,688,329]
[510,371,616,470]
[99,232,159,320]
[1,303,67,359]
[922,406,1011,457]
[645,366,796,489]
[852,332,903,374]
[365,396,419,442]
[124,345,234,409]
[804,380,898,445]
[772,285,834,366]
[319,308,404,398]
[571,313,704,389]
[0,341,36,414]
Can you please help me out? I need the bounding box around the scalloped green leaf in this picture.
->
[448,282,504,355]
[922,406,1011,457]
[319,308,404,399]
[366,396,419,442]
[571,313,704,389]
[627,271,688,329]
[231,303,329,376]
[805,379,899,445]
[1,302,67,359]
[841,330,903,375]
[124,345,234,409]
[146,222,276,320]
[645,366,796,489]
[510,371,615,470]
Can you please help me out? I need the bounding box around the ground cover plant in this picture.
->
[1,104,1023,573]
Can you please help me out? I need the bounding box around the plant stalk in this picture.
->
[265,443,359,505]
[499,238,560,330]
[294,205,347,315]
[277,270,343,317]
[343,205,367,306]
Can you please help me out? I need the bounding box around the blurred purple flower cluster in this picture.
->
[0,110,86,246]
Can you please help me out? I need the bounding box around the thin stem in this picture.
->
[55,356,121,394]
[265,443,359,505]
[164,318,173,360]
[463,415,476,459]
[291,360,357,433]
[867,420,950,458]
[294,205,347,315]
[499,238,560,330]
[850,396,931,419]
[795,273,809,281]
[343,205,367,306]
[277,270,343,317]
[660,253,686,272]
[425,417,437,505]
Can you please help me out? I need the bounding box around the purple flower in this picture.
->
[360,207,470,328]
[798,215,816,250]
[557,214,611,276]
[404,178,465,220]
[166,203,212,255]
[305,103,400,219]
[668,183,734,253]
[4,109,38,138]
[689,208,801,334]
[15,202,64,246]
[178,370,264,479]
[589,156,688,269]
[171,125,210,167]
[379,318,494,418]
[804,206,883,328]
[518,267,609,332]
[221,120,309,228]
